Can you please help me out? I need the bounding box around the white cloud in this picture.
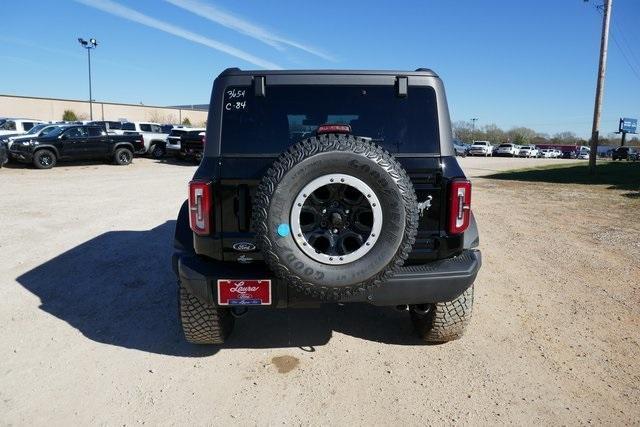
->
[74,0,282,69]
[165,0,336,62]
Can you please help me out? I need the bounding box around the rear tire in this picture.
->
[410,284,474,343]
[179,283,234,344]
[33,149,56,169]
[114,147,133,165]
[149,144,165,159]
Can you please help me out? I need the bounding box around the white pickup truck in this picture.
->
[0,118,46,139]
[122,122,169,158]
[468,140,494,157]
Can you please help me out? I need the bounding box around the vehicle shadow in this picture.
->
[16,221,423,357]
[153,157,199,167]
[485,161,640,192]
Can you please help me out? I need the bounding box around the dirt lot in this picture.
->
[1,156,638,425]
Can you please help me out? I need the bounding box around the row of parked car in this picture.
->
[453,140,592,159]
[0,117,206,169]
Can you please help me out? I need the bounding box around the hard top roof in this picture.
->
[220,68,438,77]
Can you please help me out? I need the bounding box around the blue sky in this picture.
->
[1,0,638,137]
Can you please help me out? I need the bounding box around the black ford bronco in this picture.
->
[172,68,481,344]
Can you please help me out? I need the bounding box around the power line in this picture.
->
[609,12,640,71]
[610,36,640,82]
[592,3,640,82]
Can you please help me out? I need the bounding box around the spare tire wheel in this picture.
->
[252,134,418,300]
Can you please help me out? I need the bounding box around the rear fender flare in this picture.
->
[463,211,479,249]
[174,200,194,253]
[113,142,135,153]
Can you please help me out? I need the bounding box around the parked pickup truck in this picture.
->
[88,121,126,135]
[166,127,205,157]
[9,124,144,169]
[0,118,46,139]
[468,140,493,156]
[121,122,169,158]
[178,130,206,161]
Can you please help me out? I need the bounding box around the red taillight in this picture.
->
[189,180,212,235]
[447,179,471,235]
[317,124,351,135]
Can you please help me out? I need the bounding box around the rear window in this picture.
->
[221,85,440,155]
[499,144,512,148]
[139,124,163,133]
[0,120,16,131]
[169,129,187,137]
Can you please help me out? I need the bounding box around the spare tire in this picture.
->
[252,133,418,300]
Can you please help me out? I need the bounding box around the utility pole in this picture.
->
[588,0,612,174]
[471,117,478,143]
[78,38,98,120]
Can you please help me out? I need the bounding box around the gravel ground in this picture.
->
[1,156,638,425]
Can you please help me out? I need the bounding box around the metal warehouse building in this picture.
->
[0,94,208,125]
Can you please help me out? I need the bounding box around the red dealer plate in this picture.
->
[217,279,272,306]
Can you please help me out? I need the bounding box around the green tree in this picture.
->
[62,109,78,121]
[507,127,537,145]
[182,117,191,126]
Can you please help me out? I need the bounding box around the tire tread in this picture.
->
[411,284,474,343]
[179,283,233,344]
[252,134,418,300]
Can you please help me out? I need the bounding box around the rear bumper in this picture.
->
[173,249,482,307]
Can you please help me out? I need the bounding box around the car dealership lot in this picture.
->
[1,157,638,425]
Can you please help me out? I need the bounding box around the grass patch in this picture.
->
[486,161,640,192]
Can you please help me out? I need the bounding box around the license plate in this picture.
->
[217,279,272,305]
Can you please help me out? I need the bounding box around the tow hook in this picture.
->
[231,306,249,318]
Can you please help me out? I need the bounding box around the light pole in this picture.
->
[471,117,478,143]
[78,37,98,120]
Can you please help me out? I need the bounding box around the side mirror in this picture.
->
[59,134,67,140]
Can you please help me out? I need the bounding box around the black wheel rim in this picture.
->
[291,174,382,265]
[40,154,52,166]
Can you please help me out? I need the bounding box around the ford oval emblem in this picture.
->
[232,242,256,252]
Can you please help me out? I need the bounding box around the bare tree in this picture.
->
[482,124,505,144]
[452,120,474,143]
